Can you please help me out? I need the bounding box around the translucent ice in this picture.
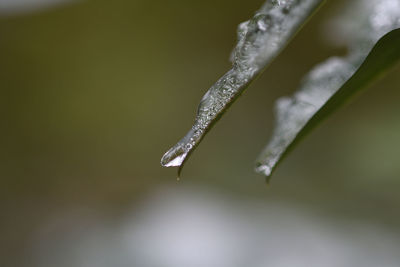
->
[161,0,324,174]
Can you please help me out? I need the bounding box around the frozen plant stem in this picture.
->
[161,0,324,176]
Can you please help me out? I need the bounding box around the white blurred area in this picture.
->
[322,0,400,47]
[31,185,400,267]
[0,0,77,16]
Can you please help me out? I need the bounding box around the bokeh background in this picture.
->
[1,0,400,266]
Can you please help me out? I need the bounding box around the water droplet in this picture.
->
[255,164,272,177]
[161,145,188,167]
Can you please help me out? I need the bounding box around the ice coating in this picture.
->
[255,58,355,177]
[255,0,400,178]
[161,0,324,173]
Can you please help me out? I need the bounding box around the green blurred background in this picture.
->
[1,0,400,266]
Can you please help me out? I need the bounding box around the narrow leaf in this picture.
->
[161,0,324,175]
[256,0,400,179]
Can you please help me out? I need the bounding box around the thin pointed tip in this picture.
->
[160,142,190,180]
[177,164,183,178]
[265,175,272,186]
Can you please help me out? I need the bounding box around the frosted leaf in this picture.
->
[161,0,324,175]
[256,0,400,179]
